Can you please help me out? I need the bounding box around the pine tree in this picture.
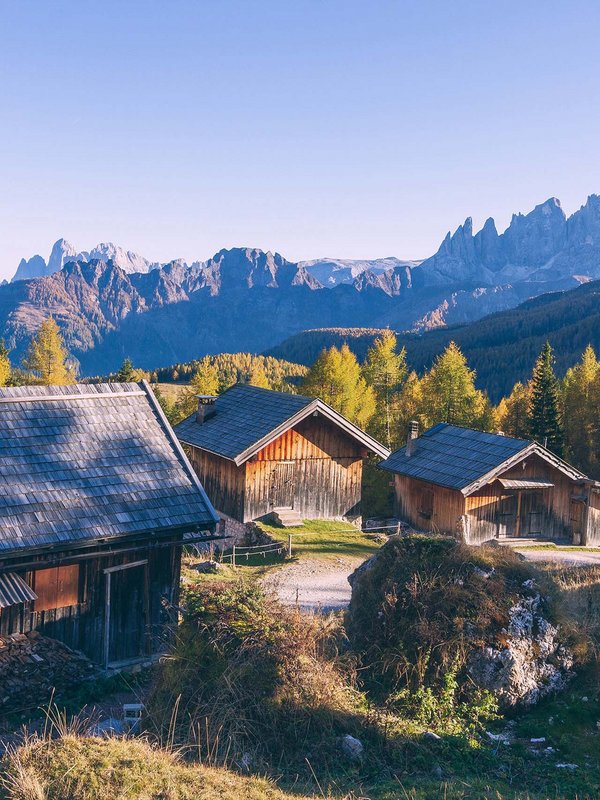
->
[362,330,407,449]
[418,342,490,429]
[495,382,531,439]
[302,344,376,428]
[528,342,564,455]
[562,345,600,472]
[24,318,74,385]
[0,340,11,386]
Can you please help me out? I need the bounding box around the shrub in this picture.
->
[146,581,368,772]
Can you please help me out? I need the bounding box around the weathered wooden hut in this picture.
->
[0,382,219,667]
[175,384,389,526]
[379,422,593,545]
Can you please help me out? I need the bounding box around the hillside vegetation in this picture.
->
[266,279,600,401]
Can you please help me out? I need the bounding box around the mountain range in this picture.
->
[5,194,600,377]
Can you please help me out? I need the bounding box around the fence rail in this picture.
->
[221,536,293,567]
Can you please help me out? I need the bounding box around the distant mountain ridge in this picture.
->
[5,193,600,376]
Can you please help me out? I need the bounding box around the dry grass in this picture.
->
[1,735,306,800]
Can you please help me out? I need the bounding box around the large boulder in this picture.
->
[347,535,574,708]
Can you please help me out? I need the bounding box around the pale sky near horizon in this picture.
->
[2,0,600,279]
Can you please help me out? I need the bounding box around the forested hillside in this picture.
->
[267,279,600,401]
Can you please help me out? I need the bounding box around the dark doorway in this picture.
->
[273,461,295,508]
[104,560,148,666]
[570,499,586,544]
[521,491,544,537]
[497,495,517,538]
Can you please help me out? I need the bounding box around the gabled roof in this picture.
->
[0,381,219,556]
[378,422,585,494]
[174,383,389,465]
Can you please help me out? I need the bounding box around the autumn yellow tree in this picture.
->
[302,344,376,428]
[362,330,407,449]
[24,318,74,385]
[562,345,600,473]
[0,340,11,386]
[247,363,270,388]
[496,381,531,439]
[417,342,490,430]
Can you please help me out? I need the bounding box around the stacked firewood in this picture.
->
[0,631,96,715]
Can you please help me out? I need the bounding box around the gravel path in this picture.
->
[516,548,600,566]
[263,554,366,612]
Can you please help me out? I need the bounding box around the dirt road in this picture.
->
[263,554,365,611]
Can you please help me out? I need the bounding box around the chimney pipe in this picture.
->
[196,395,217,424]
[406,420,419,457]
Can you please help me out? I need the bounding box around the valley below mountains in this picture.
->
[5,194,600,377]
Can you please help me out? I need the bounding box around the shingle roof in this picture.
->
[0,382,219,555]
[379,423,533,491]
[174,383,389,464]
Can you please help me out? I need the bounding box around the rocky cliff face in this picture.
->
[7,194,600,375]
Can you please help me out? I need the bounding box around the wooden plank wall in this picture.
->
[186,446,245,521]
[585,489,600,546]
[393,474,465,534]
[245,416,364,521]
[0,544,179,664]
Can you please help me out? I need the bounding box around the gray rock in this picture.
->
[193,560,221,573]
[467,593,573,707]
[423,731,441,741]
[341,734,364,761]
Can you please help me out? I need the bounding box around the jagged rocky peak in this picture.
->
[86,242,159,274]
[502,198,567,267]
[12,254,48,282]
[48,238,78,273]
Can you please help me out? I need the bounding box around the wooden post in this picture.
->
[103,571,111,670]
[287,534,292,559]
[232,545,236,569]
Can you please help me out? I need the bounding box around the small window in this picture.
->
[34,565,80,612]
[419,488,434,520]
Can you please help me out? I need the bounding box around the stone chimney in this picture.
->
[195,395,217,424]
[406,420,419,457]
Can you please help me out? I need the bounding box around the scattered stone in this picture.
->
[431,764,443,779]
[192,560,221,573]
[544,747,556,755]
[530,737,546,743]
[556,763,578,769]
[341,734,364,761]
[486,731,513,745]
[423,731,442,741]
[473,566,495,579]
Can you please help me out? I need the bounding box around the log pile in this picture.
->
[0,631,96,715]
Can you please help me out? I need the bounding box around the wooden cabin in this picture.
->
[379,422,595,546]
[175,384,389,526]
[0,382,219,668]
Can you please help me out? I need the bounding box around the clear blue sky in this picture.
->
[2,0,600,279]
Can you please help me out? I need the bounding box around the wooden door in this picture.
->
[272,461,295,508]
[522,492,544,537]
[496,495,517,538]
[570,499,585,544]
[105,561,148,666]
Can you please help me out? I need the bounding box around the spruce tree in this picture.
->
[24,318,74,385]
[362,330,407,449]
[528,342,564,455]
[116,357,135,382]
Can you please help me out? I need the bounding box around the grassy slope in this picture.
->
[0,736,306,800]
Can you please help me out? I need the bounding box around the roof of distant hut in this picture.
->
[0,381,219,556]
[378,422,585,495]
[175,383,390,465]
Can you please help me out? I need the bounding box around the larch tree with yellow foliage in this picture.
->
[362,330,407,450]
[24,318,74,385]
[302,344,376,429]
[418,341,491,430]
[562,345,600,474]
[0,340,11,386]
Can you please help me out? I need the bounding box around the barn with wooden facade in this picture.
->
[175,384,389,526]
[0,382,219,668]
[378,422,599,546]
